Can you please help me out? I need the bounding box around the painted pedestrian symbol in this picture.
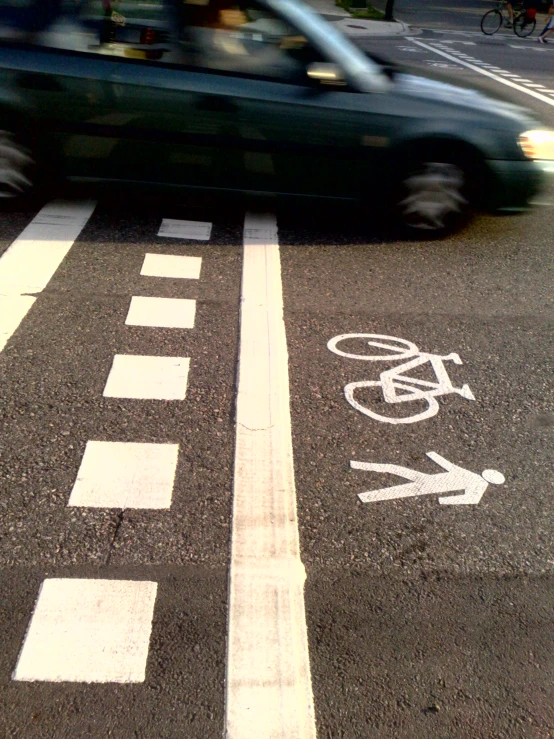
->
[327,333,475,424]
[351,452,505,505]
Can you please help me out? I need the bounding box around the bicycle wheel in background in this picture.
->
[481,8,503,34]
[513,13,536,36]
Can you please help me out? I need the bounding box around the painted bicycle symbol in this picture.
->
[327,333,475,424]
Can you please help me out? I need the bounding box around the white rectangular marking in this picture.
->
[0,200,96,351]
[13,579,157,682]
[69,441,178,508]
[410,39,554,108]
[103,354,190,400]
[141,253,202,280]
[158,218,212,241]
[125,296,196,329]
[225,213,315,739]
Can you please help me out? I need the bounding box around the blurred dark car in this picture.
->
[0,0,553,234]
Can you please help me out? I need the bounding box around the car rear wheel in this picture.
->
[0,129,34,200]
[395,160,470,237]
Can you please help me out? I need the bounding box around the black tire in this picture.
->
[513,13,536,36]
[481,8,502,34]
[394,159,472,238]
[0,129,35,202]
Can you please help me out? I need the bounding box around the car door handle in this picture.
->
[196,95,236,113]
[16,72,63,92]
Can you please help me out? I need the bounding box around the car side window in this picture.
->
[175,0,324,82]
[17,0,325,84]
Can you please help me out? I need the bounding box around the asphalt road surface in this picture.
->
[1,11,554,739]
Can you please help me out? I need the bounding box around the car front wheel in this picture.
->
[395,160,471,237]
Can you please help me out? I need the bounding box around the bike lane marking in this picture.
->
[410,38,554,108]
[225,213,315,739]
[327,333,475,425]
[351,454,505,505]
[0,200,96,352]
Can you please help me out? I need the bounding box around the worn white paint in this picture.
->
[225,213,315,739]
[141,253,202,280]
[352,452,505,505]
[103,354,190,400]
[158,218,212,241]
[125,296,196,329]
[13,579,157,682]
[69,441,178,508]
[411,39,554,108]
[0,200,96,351]
[328,334,474,424]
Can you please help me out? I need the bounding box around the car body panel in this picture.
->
[0,0,548,210]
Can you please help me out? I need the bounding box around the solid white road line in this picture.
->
[13,579,157,682]
[141,253,202,280]
[69,441,179,509]
[103,354,190,400]
[125,296,196,329]
[0,200,96,352]
[411,39,554,107]
[225,214,315,739]
[158,218,212,241]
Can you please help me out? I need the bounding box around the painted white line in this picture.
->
[411,39,554,107]
[125,296,196,329]
[158,218,212,241]
[141,253,202,280]
[525,84,548,89]
[13,579,157,682]
[69,441,178,508]
[225,213,315,739]
[0,200,96,352]
[103,354,190,400]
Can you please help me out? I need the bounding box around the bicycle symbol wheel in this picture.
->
[344,380,440,424]
[327,334,419,361]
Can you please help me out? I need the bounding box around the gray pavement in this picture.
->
[1,5,554,738]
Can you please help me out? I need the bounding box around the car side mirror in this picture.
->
[306,62,346,86]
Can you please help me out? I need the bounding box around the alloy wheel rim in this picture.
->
[0,131,33,198]
[399,162,468,231]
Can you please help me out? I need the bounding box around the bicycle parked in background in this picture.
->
[481,0,537,36]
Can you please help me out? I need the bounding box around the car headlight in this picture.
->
[518,129,554,160]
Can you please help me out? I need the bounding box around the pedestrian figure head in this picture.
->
[481,469,505,485]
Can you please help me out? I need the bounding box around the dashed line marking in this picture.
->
[103,354,190,400]
[410,38,554,107]
[69,441,179,509]
[158,218,212,241]
[125,295,196,329]
[140,253,202,280]
[13,579,157,682]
